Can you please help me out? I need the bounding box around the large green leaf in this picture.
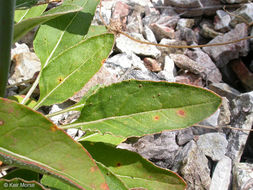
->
[41,162,128,190]
[15,4,47,24]
[0,98,108,190]
[81,141,187,190]
[63,80,221,138]
[14,4,83,42]
[33,0,114,109]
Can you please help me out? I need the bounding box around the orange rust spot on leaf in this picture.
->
[138,84,143,88]
[101,59,106,65]
[0,120,4,126]
[0,161,2,166]
[50,125,59,132]
[154,115,160,121]
[177,109,186,117]
[100,183,110,190]
[90,166,98,173]
[116,162,121,167]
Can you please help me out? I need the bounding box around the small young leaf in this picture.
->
[81,141,187,190]
[0,98,108,190]
[66,80,221,138]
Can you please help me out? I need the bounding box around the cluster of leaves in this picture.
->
[0,0,221,189]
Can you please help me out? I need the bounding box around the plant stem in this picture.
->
[0,0,16,97]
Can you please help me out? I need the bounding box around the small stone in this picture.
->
[116,33,161,58]
[203,23,249,68]
[11,43,30,59]
[230,3,253,27]
[9,52,41,85]
[233,162,253,190]
[186,49,222,83]
[197,133,228,161]
[143,57,162,72]
[157,56,176,82]
[226,92,253,162]
[210,156,232,190]
[214,10,231,33]
[180,140,212,189]
[176,128,194,146]
[143,25,157,43]
[175,72,204,87]
[209,83,240,101]
[149,23,175,41]
[176,18,195,30]
[218,97,231,126]
[200,20,223,39]
[158,38,186,55]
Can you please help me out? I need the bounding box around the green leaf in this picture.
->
[3,168,40,181]
[78,131,125,146]
[65,80,221,138]
[81,141,187,190]
[41,175,79,190]
[14,4,83,42]
[0,98,108,190]
[8,95,37,108]
[35,33,114,108]
[16,0,41,9]
[33,0,114,109]
[96,162,129,190]
[15,4,47,24]
[0,178,45,189]
[41,162,129,190]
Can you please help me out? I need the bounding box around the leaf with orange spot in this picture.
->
[66,80,221,138]
[81,141,186,190]
[0,97,107,190]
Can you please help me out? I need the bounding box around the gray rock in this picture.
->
[119,131,180,169]
[158,38,187,55]
[8,52,41,85]
[116,33,161,58]
[197,133,228,161]
[210,156,232,190]
[203,23,249,68]
[176,128,194,146]
[209,83,241,101]
[11,43,30,59]
[186,49,222,83]
[233,162,253,190]
[180,140,212,190]
[105,52,147,71]
[156,56,176,82]
[149,23,175,41]
[230,3,253,27]
[218,97,231,126]
[143,25,157,43]
[226,92,253,162]
[176,18,195,30]
[214,10,231,33]
[199,109,220,127]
